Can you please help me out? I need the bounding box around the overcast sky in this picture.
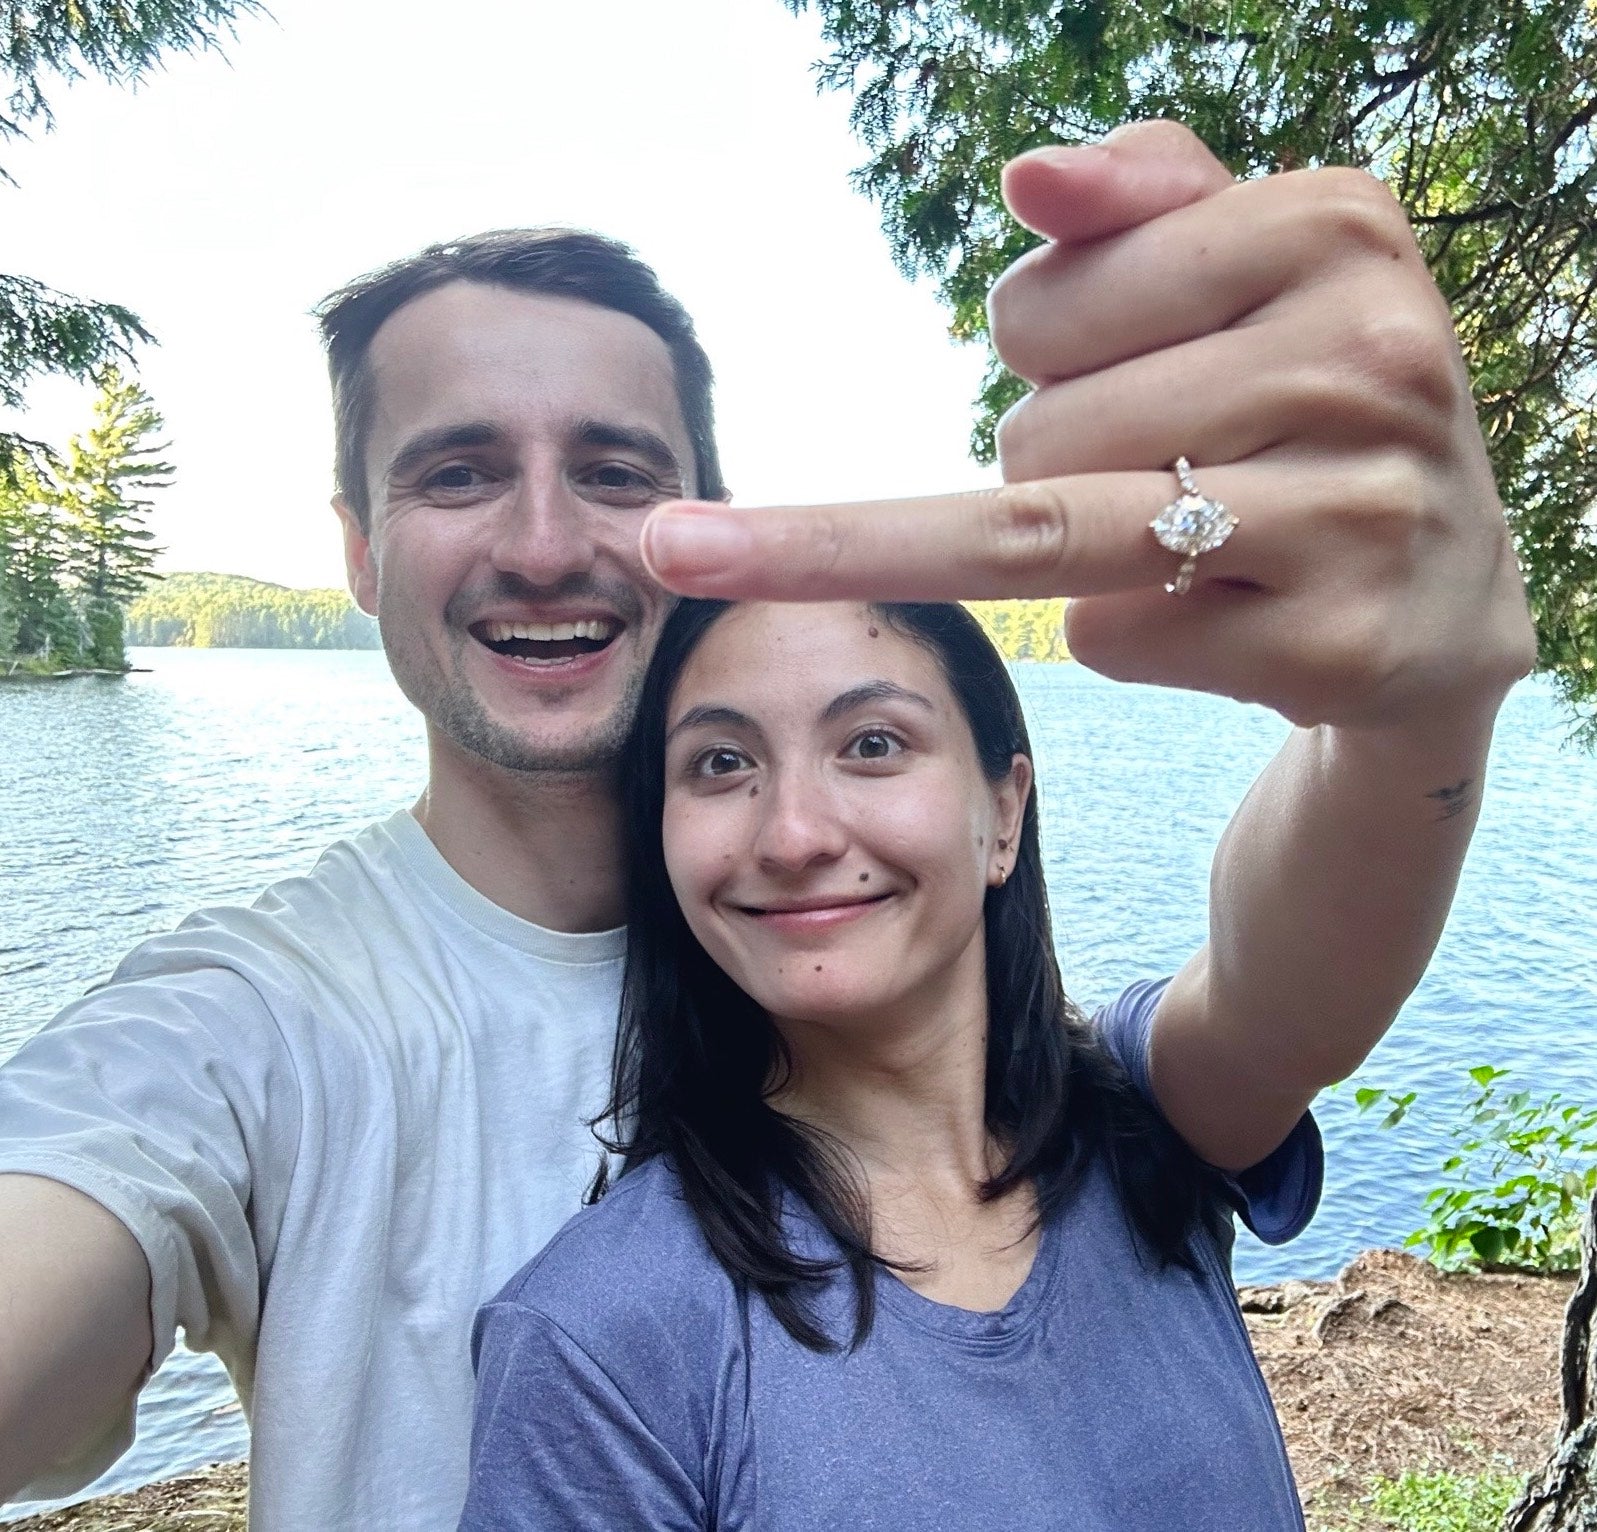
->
[3,0,1000,589]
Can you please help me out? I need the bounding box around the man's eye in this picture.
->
[845,730,903,762]
[423,464,490,493]
[694,747,752,778]
[582,463,662,504]
[591,464,650,487]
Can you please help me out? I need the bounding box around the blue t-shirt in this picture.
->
[461,980,1323,1530]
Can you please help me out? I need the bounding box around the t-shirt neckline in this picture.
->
[873,1203,1062,1344]
[380,809,626,965]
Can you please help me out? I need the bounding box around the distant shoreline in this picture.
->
[119,575,1067,663]
[0,665,150,682]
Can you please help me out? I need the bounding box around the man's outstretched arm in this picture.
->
[0,1175,152,1502]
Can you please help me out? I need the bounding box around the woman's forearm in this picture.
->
[1150,705,1497,1172]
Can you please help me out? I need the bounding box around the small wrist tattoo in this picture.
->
[1425,778,1475,821]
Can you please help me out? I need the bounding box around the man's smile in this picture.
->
[469,616,622,666]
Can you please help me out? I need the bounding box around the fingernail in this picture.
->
[1014,142,1108,169]
[642,506,756,583]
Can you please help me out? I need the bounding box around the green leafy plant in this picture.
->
[1353,1467,1521,1531]
[1359,1067,1597,1272]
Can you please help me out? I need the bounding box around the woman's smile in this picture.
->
[733,888,896,934]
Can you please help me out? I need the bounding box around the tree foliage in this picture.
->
[126,571,382,650]
[1,0,258,150]
[1360,1067,1597,1273]
[0,369,168,670]
[0,273,150,436]
[787,0,1597,740]
[965,596,1070,661]
[58,365,170,602]
[1,0,259,482]
[0,447,73,657]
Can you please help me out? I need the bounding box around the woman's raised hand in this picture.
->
[640,121,1534,734]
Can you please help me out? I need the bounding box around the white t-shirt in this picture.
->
[0,810,624,1529]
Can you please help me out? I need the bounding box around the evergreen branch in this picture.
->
[0,0,265,146]
[0,273,153,408]
[0,429,53,491]
[1345,42,1443,137]
[1160,13,1262,48]
[1507,268,1597,400]
[1411,176,1597,227]
[1549,95,1597,159]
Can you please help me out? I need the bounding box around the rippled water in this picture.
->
[2,648,1594,1516]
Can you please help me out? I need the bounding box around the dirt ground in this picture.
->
[1244,1248,1573,1527]
[6,1464,248,1532]
[9,1249,1574,1532]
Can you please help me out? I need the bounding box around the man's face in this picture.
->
[339,283,695,778]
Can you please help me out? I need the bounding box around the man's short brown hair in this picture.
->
[316,229,725,531]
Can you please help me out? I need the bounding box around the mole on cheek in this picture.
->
[867,626,879,638]
[814,964,823,973]
[749,784,758,798]
[859,872,869,882]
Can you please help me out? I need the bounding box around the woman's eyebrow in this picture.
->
[666,705,761,745]
[820,681,936,724]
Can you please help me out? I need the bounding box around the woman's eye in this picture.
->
[695,747,752,778]
[846,730,902,762]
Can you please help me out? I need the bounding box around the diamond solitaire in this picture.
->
[1149,456,1238,595]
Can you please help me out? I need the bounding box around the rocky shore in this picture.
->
[7,1250,1573,1532]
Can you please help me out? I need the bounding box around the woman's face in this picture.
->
[661,602,1028,1036]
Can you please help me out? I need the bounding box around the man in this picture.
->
[0,123,1533,1529]
[0,227,720,1528]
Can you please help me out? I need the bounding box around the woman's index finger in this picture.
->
[638,477,1184,602]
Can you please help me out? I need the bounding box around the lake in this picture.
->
[3,646,1594,1518]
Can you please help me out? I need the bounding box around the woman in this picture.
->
[459,598,1321,1530]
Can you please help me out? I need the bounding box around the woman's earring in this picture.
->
[998,866,1008,886]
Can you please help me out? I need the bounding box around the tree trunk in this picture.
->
[1504,1195,1597,1530]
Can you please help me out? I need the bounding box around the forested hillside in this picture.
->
[126,572,380,649]
[125,575,1066,661]
[966,598,1069,663]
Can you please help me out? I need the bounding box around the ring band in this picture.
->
[1149,457,1238,595]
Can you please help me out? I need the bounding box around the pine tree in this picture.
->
[0,492,19,657]
[56,368,169,667]
[0,447,72,659]
[1,372,171,669]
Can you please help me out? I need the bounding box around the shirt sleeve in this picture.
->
[1092,977,1324,1246]
[461,1299,706,1532]
[0,961,298,1499]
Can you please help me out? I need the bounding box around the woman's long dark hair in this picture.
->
[592,600,1215,1351]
